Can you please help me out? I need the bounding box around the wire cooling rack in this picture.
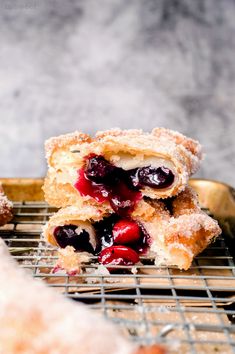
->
[1,201,235,354]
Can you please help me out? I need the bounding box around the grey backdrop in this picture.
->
[0,0,234,186]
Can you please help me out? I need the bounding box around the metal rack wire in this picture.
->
[1,201,235,353]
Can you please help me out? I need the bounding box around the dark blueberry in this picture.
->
[100,232,113,249]
[85,155,118,184]
[94,215,119,252]
[136,166,174,189]
[124,168,140,189]
[54,225,95,254]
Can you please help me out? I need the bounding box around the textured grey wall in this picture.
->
[0,0,234,186]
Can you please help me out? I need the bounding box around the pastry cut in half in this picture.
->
[43,128,202,215]
[43,187,221,271]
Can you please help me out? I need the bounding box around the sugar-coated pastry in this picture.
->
[0,238,166,354]
[43,131,92,207]
[0,184,13,226]
[43,187,221,271]
[151,127,202,160]
[43,128,202,213]
[133,187,221,270]
[54,246,91,275]
[43,203,110,250]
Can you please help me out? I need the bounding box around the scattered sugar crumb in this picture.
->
[131,266,138,274]
[86,265,110,283]
[56,246,91,274]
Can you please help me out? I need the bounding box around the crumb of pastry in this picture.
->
[56,246,91,274]
[86,264,110,283]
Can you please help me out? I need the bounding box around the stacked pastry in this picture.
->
[43,128,221,271]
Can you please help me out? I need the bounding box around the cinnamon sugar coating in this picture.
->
[45,131,91,166]
[152,127,202,162]
[133,187,221,270]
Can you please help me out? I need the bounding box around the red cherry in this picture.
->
[74,168,108,203]
[113,220,141,245]
[98,245,139,266]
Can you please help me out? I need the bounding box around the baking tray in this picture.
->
[0,178,235,354]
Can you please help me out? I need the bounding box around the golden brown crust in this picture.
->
[133,187,221,270]
[0,184,13,226]
[151,127,202,160]
[172,185,200,216]
[45,131,92,167]
[94,127,202,175]
[43,174,79,208]
[43,128,203,208]
[92,128,201,178]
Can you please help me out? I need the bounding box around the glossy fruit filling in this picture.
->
[54,225,96,254]
[98,245,139,266]
[53,216,151,268]
[74,155,174,215]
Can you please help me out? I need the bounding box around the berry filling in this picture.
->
[113,219,141,245]
[85,155,118,184]
[98,245,139,266]
[129,166,175,189]
[53,217,151,268]
[74,155,174,215]
[74,168,108,203]
[94,214,119,252]
[54,225,96,254]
